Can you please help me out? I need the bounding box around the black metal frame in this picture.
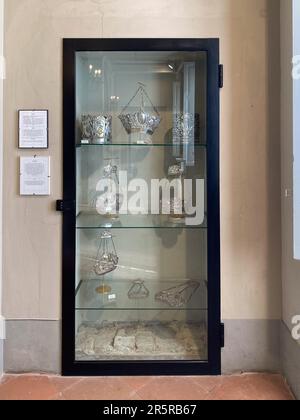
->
[61,38,221,376]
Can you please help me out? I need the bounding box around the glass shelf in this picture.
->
[76,212,207,230]
[76,308,207,311]
[75,278,207,311]
[76,142,207,148]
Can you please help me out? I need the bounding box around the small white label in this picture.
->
[108,294,116,301]
[81,139,90,145]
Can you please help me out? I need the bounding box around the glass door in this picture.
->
[61,39,220,375]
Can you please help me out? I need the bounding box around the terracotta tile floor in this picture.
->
[0,373,294,400]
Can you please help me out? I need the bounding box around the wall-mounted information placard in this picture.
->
[20,156,51,196]
[19,110,49,149]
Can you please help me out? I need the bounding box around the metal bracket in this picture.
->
[219,65,224,88]
[220,323,225,348]
[56,200,75,212]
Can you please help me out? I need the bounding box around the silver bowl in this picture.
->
[119,111,161,136]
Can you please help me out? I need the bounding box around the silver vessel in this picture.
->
[118,83,161,143]
[81,114,112,144]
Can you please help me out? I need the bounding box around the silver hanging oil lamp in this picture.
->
[118,83,161,144]
[128,280,150,300]
[93,231,119,276]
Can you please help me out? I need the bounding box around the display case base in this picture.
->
[76,321,207,362]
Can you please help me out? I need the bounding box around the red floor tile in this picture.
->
[190,376,222,393]
[120,376,155,392]
[243,374,294,401]
[0,375,15,385]
[0,373,295,401]
[0,375,58,400]
[209,375,254,400]
[209,374,294,401]
[61,377,136,401]
[136,377,209,400]
[49,376,84,399]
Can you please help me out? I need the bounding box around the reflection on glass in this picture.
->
[75,51,208,362]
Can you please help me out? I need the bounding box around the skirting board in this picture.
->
[4,320,61,374]
[281,321,300,400]
[3,319,281,375]
[221,320,281,374]
[0,339,3,378]
[0,316,5,378]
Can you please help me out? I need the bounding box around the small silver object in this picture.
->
[155,281,200,308]
[103,163,118,178]
[128,280,150,300]
[93,231,119,276]
[96,193,121,218]
[168,165,184,177]
[81,114,112,144]
[168,159,186,177]
[173,113,200,143]
[162,197,185,219]
[96,161,122,217]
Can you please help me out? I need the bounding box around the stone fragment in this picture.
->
[114,329,136,352]
[136,333,155,353]
[75,331,87,352]
[94,328,117,355]
[151,324,175,339]
[76,322,208,359]
[155,337,184,354]
[78,325,99,335]
[169,321,181,333]
[83,336,96,356]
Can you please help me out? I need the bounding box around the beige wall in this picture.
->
[0,0,4,319]
[281,0,300,336]
[3,0,282,321]
[280,0,300,400]
[0,0,4,379]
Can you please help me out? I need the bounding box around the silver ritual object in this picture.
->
[128,280,150,300]
[103,162,118,178]
[81,114,112,144]
[155,280,200,308]
[118,83,161,143]
[95,160,122,218]
[168,158,186,177]
[173,113,200,144]
[163,158,186,220]
[94,231,119,276]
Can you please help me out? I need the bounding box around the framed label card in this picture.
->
[19,110,49,149]
[20,156,51,196]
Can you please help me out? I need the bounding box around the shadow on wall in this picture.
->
[265,0,281,321]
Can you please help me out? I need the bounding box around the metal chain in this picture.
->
[141,86,160,116]
[120,84,160,116]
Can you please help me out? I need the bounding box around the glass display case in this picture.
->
[60,39,221,376]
